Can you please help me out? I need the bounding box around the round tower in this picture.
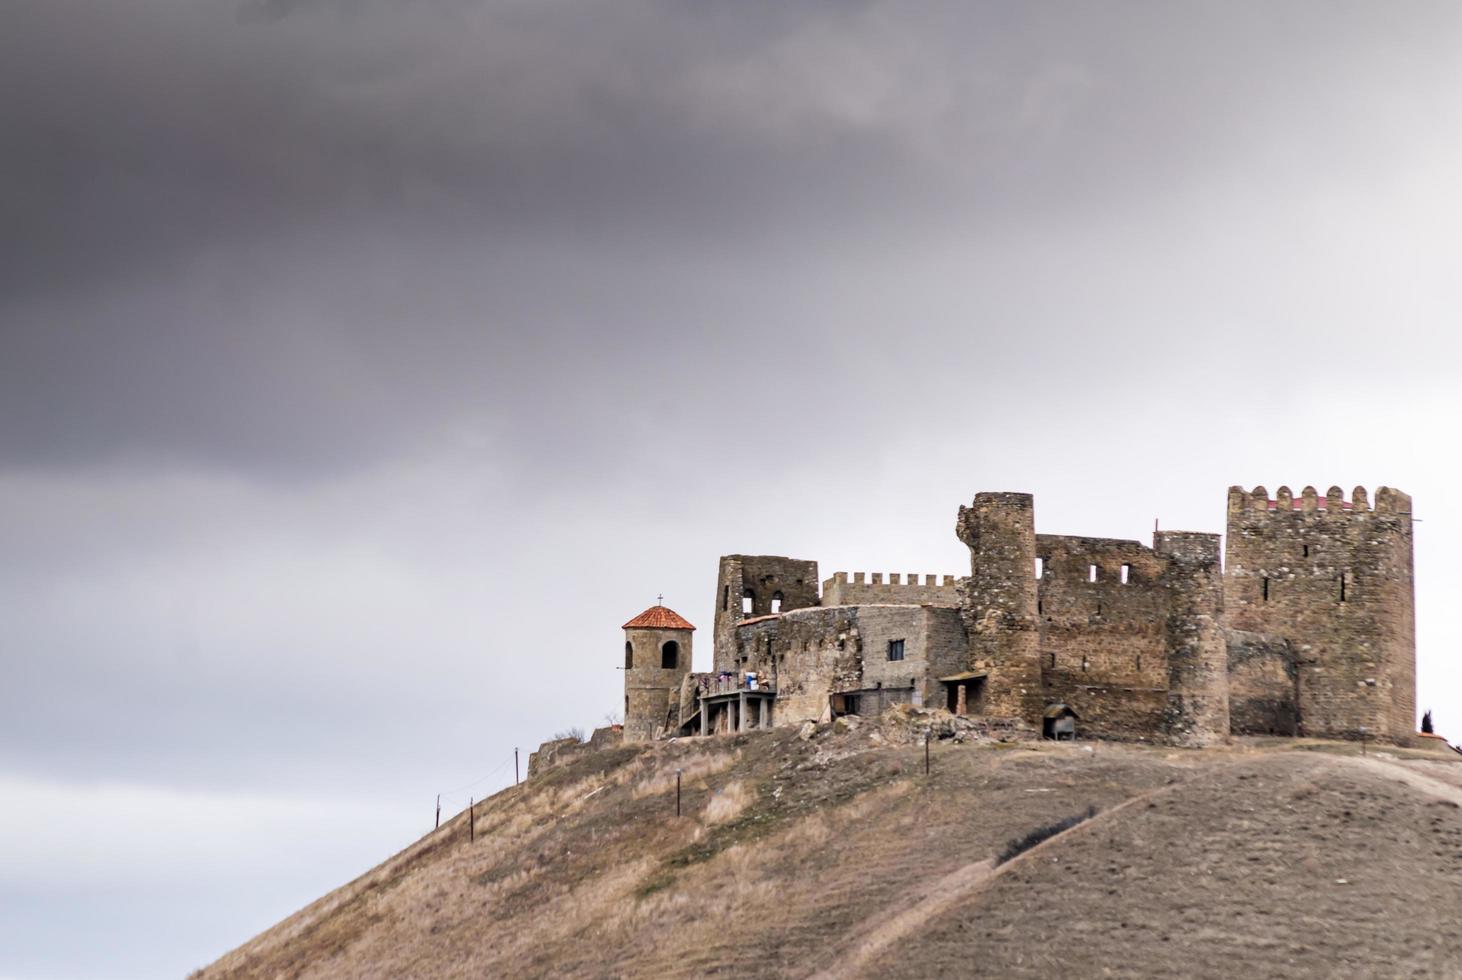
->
[622,602,695,743]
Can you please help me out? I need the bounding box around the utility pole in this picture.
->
[925,732,931,776]
[515,748,520,786]
[469,797,475,842]
[435,794,441,830]
[676,769,683,817]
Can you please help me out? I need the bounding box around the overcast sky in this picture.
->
[5,2,1462,976]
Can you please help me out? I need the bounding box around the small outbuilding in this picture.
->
[1043,703,1078,740]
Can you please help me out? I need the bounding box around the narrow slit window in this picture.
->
[722,585,729,610]
[624,641,633,669]
[1048,652,1056,669]
[1088,564,1098,583]
[1120,563,1131,584]
[1262,577,1269,602]
[1136,654,1142,672]
[1302,544,1310,558]
[1034,557,1045,579]
[1081,656,1089,672]
[1339,573,1346,602]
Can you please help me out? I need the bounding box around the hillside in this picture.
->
[198,721,1462,979]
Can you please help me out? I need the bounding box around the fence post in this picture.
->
[469,797,475,842]
[676,769,682,817]
[925,732,931,776]
[515,748,520,785]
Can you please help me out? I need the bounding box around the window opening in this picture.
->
[1120,563,1131,584]
[1088,564,1098,583]
[624,641,633,670]
[1302,544,1310,558]
[887,639,905,662]
[661,640,679,669]
[742,589,755,614]
[1048,652,1056,669]
[1262,577,1269,602]
[722,585,729,610]
[1035,557,1044,579]
[771,591,783,614]
[1339,573,1346,603]
[1081,656,1089,672]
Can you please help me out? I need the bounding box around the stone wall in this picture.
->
[1031,533,1173,739]
[1225,485,1415,743]
[1227,629,1298,735]
[822,571,961,607]
[733,606,863,724]
[712,555,819,672]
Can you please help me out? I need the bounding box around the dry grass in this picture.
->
[198,732,1462,980]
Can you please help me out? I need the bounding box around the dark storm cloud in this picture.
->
[7,1,1460,476]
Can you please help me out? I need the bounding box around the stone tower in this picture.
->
[1154,531,1230,745]
[711,555,819,671]
[956,492,1044,722]
[622,603,695,743]
[1224,485,1415,744]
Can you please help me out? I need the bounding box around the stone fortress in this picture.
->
[621,486,1417,747]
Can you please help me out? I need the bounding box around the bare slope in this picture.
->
[198,730,1462,980]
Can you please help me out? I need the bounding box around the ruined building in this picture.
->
[621,486,1416,746]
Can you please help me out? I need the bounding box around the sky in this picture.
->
[4,1,1462,976]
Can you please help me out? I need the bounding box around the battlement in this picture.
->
[1228,485,1412,517]
[828,572,959,587]
[822,571,961,608]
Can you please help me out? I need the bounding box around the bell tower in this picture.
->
[622,601,695,742]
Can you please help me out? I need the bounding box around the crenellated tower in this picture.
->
[1224,485,1415,743]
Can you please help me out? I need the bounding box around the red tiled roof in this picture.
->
[622,605,696,631]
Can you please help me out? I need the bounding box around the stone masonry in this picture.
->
[615,485,1417,748]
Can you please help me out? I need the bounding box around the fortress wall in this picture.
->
[733,607,863,725]
[1033,535,1171,735]
[1225,485,1415,742]
[1227,630,1298,735]
[822,572,961,608]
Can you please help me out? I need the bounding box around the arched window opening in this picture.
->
[742,589,755,614]
[624,641,633,670]
[771,591,784,614]
[661,640,679,669]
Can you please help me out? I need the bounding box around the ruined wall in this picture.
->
[1227,630,1298,735]
[732,605,966,724]
[957,493,1043,721]
[623,626,692,742]
[712,555,819,672]
[733,607,863,724]
[822,572,961,607]
[1225,485,1415,743]
[1032,534,1171,738]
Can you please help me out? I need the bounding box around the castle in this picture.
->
[621,486,1417,746]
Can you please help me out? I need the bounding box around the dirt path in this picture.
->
[1346,753,1462,806]
[806,780,1182,980]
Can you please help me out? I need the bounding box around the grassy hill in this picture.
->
[197,720,1462,979]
